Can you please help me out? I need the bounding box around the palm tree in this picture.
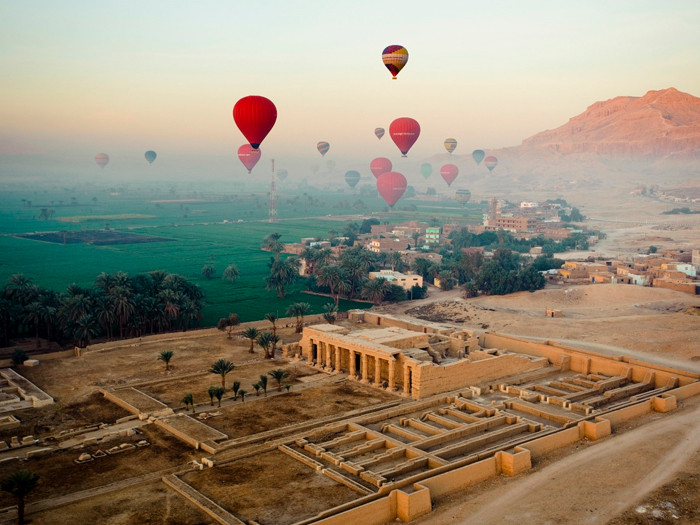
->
[209,359,235,389]
[232,381,241,400]
[201,264,215,280]
[222,264,240,284]
[238,389,247,402]
[265,257,300,298]
[242,327,260,353]
[1,469,39,524]
[94,295,116,340]
[256,331,280,360]
[268,369,290,391]
[258,374,268,396]
[253,382,261,396]
[261,232,284,260]
[213,387,225,407]
[322,303,337,324]
[264,313,278,339]
[22,301,43,349]
[362,278,390,305]
[286,302,311,333]
[158,350,174,370]
[208,386,217,406]
[72,314,99,349]
[111,286,135,338]
[181,392,194,413]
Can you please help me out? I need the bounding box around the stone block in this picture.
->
[202,457,215,468]
[23,359,40,367]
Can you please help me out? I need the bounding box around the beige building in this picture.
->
[368,270,423,291]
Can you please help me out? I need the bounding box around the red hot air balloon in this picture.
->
[370,157,392,179]
[374,127,385,140]
[95,153,109,168]
[233,96,277,149]
[377,171,407,208]
[382,45,408,79]
[484,156,498,172]
[389,117,420,157]
[237,144,261,173]
[440,164,459,186]
[317,141,330,157]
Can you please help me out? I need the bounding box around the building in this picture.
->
[425,227,440,244]
[368,237,406,253]
[368,270,423,291]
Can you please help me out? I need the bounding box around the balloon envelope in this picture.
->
[382,45,408,79]
[374,127,385,140]
[420,163,432,179]
[277,169,288,181]
[456,189,471,203]
[440,164,459,186]
[233,96,277,149]
[237,144,261,173]
[317,141,330,157]
[144,150,157,164]
[95,153,109,168]
[484,156,498,172]
[444,138,457,154]
[389,117,420,157]
[377,171,407,208]
[370,157,392,178]
[472,149,485,165]
[345,170,361,189]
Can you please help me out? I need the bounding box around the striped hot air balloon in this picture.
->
[444,138,457,154]
[95,153,109,168]
[374,127,385,140]
[381,45,408,79]
[484,156,498,172]
[317,141,330,157]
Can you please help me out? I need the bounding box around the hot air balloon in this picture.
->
[374,127,385,140]
[95,153,109,168]
[456,189,471,204]
[237,144,261,173]
[420,163,432,179]
[440,164,459,186]
[370,157,392,178]
[345,170,360,189]
[377,171,407,208]
[472,149,485,165]
[144,150,157,164]
[484,156,498,172]
[317,141,330,157]
[389,117,420,157]
[382,45,408,79]
[277,169,288,181]
[444,138,457,155]
[233,95,277,149]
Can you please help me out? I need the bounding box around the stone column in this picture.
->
[361,353,368,383]
[335,346,341,373]
[307,339,314,365]
[388,358,396,390]
[326,344,332,371]
[403,366,411,395]
[374,357,382,386]
[349,350,356,378]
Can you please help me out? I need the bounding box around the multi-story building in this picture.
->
[368,270,423,291]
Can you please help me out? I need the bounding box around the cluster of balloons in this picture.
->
[94,151,157,168]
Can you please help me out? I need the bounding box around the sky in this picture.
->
[1,0,700,181]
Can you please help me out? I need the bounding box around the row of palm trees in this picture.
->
[0,271,204,349]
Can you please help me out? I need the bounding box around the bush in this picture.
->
[12,348,28,366]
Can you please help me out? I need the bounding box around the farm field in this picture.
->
[0,184,483,325]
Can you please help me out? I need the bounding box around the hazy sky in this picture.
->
[2,1,700,178]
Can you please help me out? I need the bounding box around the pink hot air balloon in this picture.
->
[389,117,420,157]
[94,153,109,168]
[376,171,407,208]
[370,157,392,179]
[237,144,261,173]
[484,155,498,172]
[440,164,459,186]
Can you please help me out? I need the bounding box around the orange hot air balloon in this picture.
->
[484,156,498,172]
[95,153,109,168]
[233,96,277,149]
[440,164,459,186]
[382,45,408,79]
[237,144,261,173]
[377,171,407,208]
[370,157,392,179]
[374,127,385,140]
[389,117,420,157]
[444,138,457,154]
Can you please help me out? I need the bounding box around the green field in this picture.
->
[0,184,483,325]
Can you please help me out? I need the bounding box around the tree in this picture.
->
[72,314,99,349]
[201,264,215,280]
[213,387,225,407]
[268,369,290,391]
[253,382,261,396]
[217,313,240,338]
[181,392,194,413]
[208,385,217,406]
[1,469,39,524]
[209,359,235,389]
[232,381,241,400]
[264,312,278,339]
[238,389,247,401]
[256,331,280,359]
[242,327,260,354]
[261,232,284,260]
[158,350,174,370]
[12,349,28,367]
[265,257,300,298]
[222,264,240,284]
[286,302,311,333]
[384,284,407,303]
[258,374,268,396]
[322,303,337,324]
[362,278,390,304]
[386,251,403,271]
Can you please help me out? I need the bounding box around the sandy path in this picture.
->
[418,400,700,525]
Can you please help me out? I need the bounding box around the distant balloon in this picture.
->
[95,153,109,168]
[472,149,485,165]
[456,189,471,203]
[389,117,420,157]
[237,144,261,173]
[370,157,392,179]
[374,127,385,140]
[233,95,277,149]
[144,150,157,164]
[327,159,336,172]
[484,156,498,172]
[377,171,407,208]
[277,169,288,181]
[382,45,408,79]
[420,163,432,179]
[317,141,330,157]
[345,170,361,189]
[444,138,457,155]
[440,164,459,186]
